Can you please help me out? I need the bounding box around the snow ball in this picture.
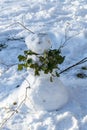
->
[26,74,68,111]
[25,33,52,54]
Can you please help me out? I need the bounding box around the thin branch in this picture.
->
[16,22,35,34]
[22,76,37,111]
[0,110,17,129]
[0,86,30,129]
[59,32,81,50]
[59,57,87,74]
[59,22,83,50]
[0,76,37,129]
[2,21,35,34]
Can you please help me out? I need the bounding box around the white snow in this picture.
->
[25,33,52,54]
[25,74,68,111]
[0,0,87,130]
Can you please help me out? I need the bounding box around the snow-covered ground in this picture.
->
[0,0,87,129]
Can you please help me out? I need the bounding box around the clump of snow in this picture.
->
[25,33,52,54]
[20,73,68,111]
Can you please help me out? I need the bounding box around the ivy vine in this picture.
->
[18,49,65,81]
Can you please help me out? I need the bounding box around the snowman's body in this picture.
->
[24,33,68,111]
[26,72,68,111]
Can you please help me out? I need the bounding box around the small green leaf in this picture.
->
[57,56,65,64]
[56,71,59,77]
[27,58,33,64]
[18,64,24,70]
[18,55,26,61]
[35,69,40,76]
[81,66,87,70]
[24,50,28,54]
[24,50,38,55]
[30,64,35,68]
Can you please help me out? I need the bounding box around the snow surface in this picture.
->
[0,0,87,130]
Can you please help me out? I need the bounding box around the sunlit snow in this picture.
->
[0,0,87,130]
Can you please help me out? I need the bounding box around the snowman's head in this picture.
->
[25,33,52,54]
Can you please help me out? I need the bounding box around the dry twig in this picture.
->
[16,22,35,34]
[0,86,30,129]
[59,57,87,74]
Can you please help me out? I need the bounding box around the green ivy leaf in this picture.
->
[81,66,87,70]
[18,49,65,81]
[56,71,59,77]
[18,64,24,70]
[24,50,38,55]
[27,58,33,64]
[57,56,65,64]
[35,69,40,76]
[18,55,26,61]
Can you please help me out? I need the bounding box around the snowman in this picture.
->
[23,33,69,111]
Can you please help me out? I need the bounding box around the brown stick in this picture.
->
[17,22,35,34]
[59,57,87,74]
